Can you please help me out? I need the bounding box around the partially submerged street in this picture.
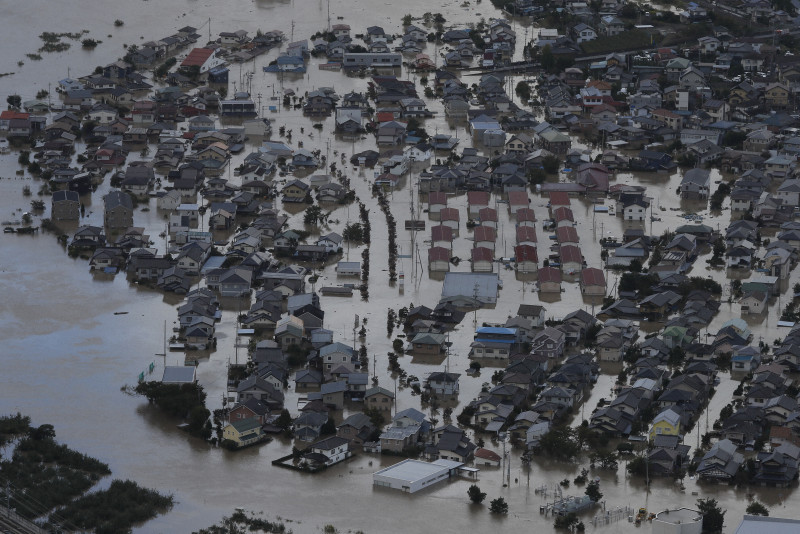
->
[3,0,800,532]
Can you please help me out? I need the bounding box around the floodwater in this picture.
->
[1,1,799,532]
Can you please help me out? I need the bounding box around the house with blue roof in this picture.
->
[731,345,762,372]
[264,54,306,73]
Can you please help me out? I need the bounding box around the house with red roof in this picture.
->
[471,247,494,272]
[556,226,579,245]
[580,268,606,296]
[651,108,682,130]
[508,191,530,215]
[516,207,536,227]
[549,191,571,210]
[514,245,538,273]
[516,226,537,246]
[0,110,30,132]
[559,245,583,273]
[467,191,490,217]
[375,111,396,123]
[428,246,451,272]
[554,207,575,228]
[576,163,610,194]
[474,447,502,467]
[473,226,497,250]
[440,207,460,237]
[428,192,447,220]
[478,207,498,229]
[590,103,618,124]
[431,224,454,249]
[538,266,562,293]
[180,48,225,73]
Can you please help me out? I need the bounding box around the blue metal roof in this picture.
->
[476,327,516,335]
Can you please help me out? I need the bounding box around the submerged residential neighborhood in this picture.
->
[8,0,800,531]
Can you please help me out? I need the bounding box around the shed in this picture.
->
[162,365,197,384]
[336,262,361,276]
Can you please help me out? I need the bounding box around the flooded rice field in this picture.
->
[1,0,800,532]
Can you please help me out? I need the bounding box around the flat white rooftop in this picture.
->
[441,272,499,303]
[374,458,463,483]
[735,515,800,534]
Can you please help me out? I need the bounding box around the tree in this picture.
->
[745,501,768,516]
[320,417,336,435]
[467,484,486,504]
[81,120,97,139]
[585,480,603,502]
[619,3,638,18]
[554,513,579,529]
[697,498,725,533]
[542,155,560,174]
[668,346,686,367]
[722,130,747,149]
[489,497,508,514]
[304,204,322,225]
[539,426,581,460]
[515,81,531,102]
[275,409,292,431]
[122,44,140,65]
[343,222,363,243]
[363,407,386,430]
[627,456,648,476]
[528,168,547,185]
[6,94,21,109]
[540,45,555,73]
[29,424,56,440]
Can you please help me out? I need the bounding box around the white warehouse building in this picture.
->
[373,459,477,493]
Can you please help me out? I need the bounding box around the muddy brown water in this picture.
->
[1,1,798,532]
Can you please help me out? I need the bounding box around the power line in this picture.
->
[0,477,79,532]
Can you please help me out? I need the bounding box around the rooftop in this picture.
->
[735,515,800,534]
[373,458,463,483]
